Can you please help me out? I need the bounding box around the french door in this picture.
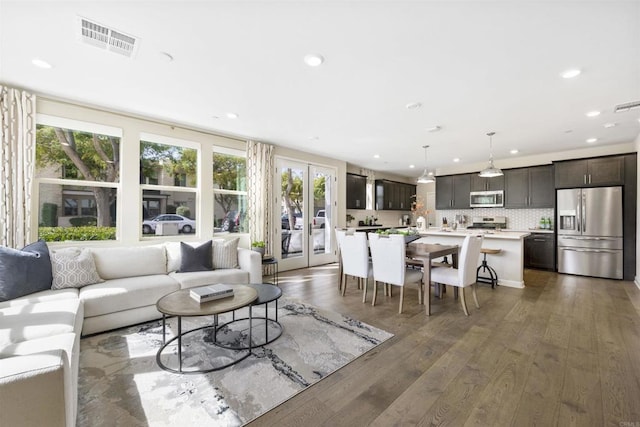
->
[275,158,336,271]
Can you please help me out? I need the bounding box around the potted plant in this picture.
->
[251,240,265,257]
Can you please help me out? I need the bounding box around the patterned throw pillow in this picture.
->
[51,248,104,289]
[212,238,239,269]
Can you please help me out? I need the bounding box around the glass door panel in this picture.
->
[277,158,308,271]
[309,165,335,266]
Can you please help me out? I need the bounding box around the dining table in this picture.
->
[406,239,459,316]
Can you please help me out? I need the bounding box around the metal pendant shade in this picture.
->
[479,132,503,178]
[417,145,435,183]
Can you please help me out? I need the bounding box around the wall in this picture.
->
[636,132,640,288]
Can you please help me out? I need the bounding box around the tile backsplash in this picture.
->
[435,208,555,230]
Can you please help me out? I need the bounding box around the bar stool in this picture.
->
[476,248,501,288]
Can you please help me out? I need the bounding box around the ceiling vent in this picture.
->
[77,17,139,58]
[614,100,640,113]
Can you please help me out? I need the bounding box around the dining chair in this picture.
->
[430,234,484,316]
[368,233,423,314]
[336,230,372,302]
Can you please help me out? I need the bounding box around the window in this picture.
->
[213,150,247,233]
[35,117,121,241]
[140,135,199,237]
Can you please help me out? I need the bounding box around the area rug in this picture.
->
[77,299,393,426]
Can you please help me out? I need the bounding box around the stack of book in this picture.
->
[189,284,234,303]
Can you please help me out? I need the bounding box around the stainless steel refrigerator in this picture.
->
[556,186,623,279]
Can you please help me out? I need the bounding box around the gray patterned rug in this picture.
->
[77,299,393,426]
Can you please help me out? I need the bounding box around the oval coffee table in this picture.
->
[215,283,283,349]
[156,285,258,374]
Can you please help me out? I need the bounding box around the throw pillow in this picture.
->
[50,248,104,289]
[212,238,239,269]
[0,240,53,302]
[178,241,213,272]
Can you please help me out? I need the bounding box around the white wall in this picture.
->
[636,132,640,288]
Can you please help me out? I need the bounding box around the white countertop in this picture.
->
[419,229,530,240]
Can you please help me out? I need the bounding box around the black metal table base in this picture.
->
[214,299,283,349]
[156,308,254,374]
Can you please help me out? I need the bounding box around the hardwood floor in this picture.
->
[247,264,640,426]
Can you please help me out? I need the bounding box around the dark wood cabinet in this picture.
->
[505,165,554,208]
[554,156,624,188]
[470,174,504,192]
[346,173,367,209]
[435,174,470,209]
[524,233,555,270]
[375,180,416,211]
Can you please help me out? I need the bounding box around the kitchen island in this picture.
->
[416,229,531,288]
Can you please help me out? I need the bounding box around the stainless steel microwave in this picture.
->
[470,190,504,208]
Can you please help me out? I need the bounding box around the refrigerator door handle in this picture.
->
[582,193,586,233]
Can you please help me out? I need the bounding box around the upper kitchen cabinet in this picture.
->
[346,173,367,209]
[375,180,416,210]
[554,156,624,188]
[435,174,471,209]
[504,165,554,208]
[470,174,504,192]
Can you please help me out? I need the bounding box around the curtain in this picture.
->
[0,86,36,248]
[246,140,274,255]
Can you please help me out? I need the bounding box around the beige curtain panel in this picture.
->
[0,85,36,248]
[246,140,274,255]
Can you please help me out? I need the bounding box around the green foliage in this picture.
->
[140,141,198,187]
[251,240,265,248]
[213,153,246,215]
[176,206,191,218]
[38,226,117,241]
[69,216,97,227]
[41,203,58,227]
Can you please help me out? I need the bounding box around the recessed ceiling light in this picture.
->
[304,54,324,67]
[405,102,422,110]
[510,149,519,154]
[409,164,415,169]
[586,111,601,118]
[373,154,380,159]
[586,138,598,143]
[32,58,52,69]
[453,158,460,163]
[160,52,174,62]
[561,69,581,79]
[226,112,239,119]
[603,122,617,128]
[426,125,441,132]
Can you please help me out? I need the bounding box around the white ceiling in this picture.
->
[1,1,639,177]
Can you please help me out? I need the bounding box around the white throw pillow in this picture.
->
[50,248,104,289]
[212,238,239,269]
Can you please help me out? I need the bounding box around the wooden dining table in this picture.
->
[406,240,459,316]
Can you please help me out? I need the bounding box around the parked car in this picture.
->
[281,212,303,230]
[313,209,326,228]
[142,214,196,234]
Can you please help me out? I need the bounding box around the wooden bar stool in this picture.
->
[476,248,501,288]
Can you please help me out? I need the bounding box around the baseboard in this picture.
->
[496,279,525,289]
[635,276,640,290]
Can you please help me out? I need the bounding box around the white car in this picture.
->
[142,214,196,234]
[313,210,326,228]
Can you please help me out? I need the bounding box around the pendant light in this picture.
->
[417,145,435,183]
[478,131,503,178]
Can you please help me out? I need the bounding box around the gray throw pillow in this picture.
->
[0,240,53,302]
[178,241,213,272]
[50,248,104,289]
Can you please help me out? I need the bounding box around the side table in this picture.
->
[262,256,279,286]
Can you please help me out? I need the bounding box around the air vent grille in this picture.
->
[614,100,640,113]
[78,17,138,58]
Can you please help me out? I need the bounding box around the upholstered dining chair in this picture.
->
[368,233,423,314]
[430,234,484,316]
[336,229,372,302]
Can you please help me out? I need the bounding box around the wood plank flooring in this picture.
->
[247,265,640,426]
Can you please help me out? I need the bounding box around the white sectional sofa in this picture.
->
[0,240,262,427]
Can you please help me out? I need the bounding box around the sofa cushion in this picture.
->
[79,274,179,318]
[50,247,103,289]
[91,245,167,280]
[0,240,53,302]
[178,241,212,272]
[212,238,239,269]
[0,299,84,346]
[170,269,249,289]
[0,288,79,310]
